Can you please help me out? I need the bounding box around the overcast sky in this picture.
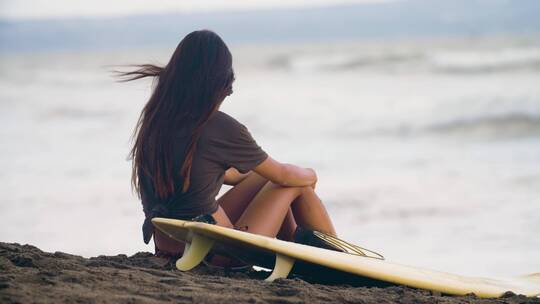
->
[0,0,395,20]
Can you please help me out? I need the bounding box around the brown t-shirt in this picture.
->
[140,110,268,242]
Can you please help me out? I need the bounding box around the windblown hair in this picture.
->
[116,30,235,200]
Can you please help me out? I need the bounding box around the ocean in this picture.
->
[1,35,539,279]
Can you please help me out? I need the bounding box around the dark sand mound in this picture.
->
[0,242,538,304]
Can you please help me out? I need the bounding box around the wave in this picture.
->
[338,113,540,139]
[424,113,540,137]
[40,106,118,121]
[266,51,425,71]
[267,45,540,74]
[429,48,540,74]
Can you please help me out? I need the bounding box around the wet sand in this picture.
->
[1,242,538,304]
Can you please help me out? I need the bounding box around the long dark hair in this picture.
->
[117,30,235,200]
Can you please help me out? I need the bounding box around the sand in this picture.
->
[1,242,538,304]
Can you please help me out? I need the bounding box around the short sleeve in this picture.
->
[207,121,268,174]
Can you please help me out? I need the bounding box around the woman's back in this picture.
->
[140,111,267,226]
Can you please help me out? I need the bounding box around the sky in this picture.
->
[0,0,395,20]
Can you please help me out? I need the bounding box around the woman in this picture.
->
[119,29,338,264]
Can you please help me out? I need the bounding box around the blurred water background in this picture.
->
[1,0,539,279]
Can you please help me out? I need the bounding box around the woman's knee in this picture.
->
[265,181,311,196]
[299,185,314,194]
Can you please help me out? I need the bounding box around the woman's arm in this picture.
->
[253,156,317,188]
[223,167,250,186]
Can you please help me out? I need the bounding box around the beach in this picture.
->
[1,1,539,302]
[1,242,538,304]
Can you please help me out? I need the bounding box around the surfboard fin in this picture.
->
[175,233,215,271]
[265,254,295,282]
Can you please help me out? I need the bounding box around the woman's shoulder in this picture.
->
[201,110,255,146]
[209,110,241,125]
[206,110,245,133]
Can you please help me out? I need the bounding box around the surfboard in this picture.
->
[151,217,540,298]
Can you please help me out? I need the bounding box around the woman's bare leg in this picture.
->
[216,172,299,241]
[217,172,268,223]
[235,182,337,238]
[290,186,337,236]
[216,171,335,238]
[277,208,297,241]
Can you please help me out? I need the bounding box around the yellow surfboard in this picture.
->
[151,217,540,298]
